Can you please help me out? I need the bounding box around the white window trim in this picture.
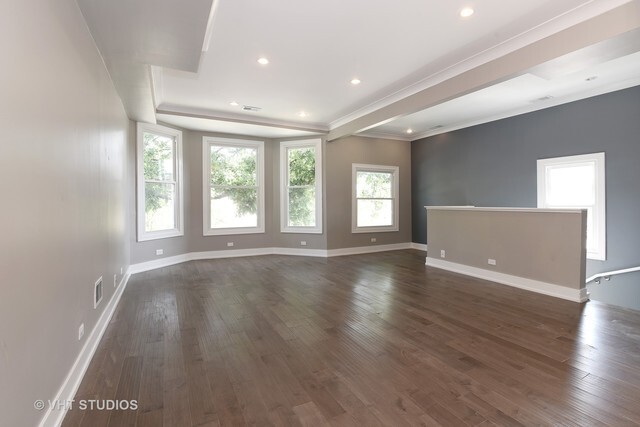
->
[352,163,400,233]
[537,152,606,261]
[280,139,323,234]
[203,137,265,236]
[136,122,184,242]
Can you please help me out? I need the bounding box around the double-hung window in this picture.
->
[280,139,322,233]
[203,137,265,235]
[136,123,183,241]
[537,152,606,260]
[352,164,399,233]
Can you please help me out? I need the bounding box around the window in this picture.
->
[537,152,606,260]
[352,164,399,233]
[203,137,265,235]
[280,139,323,233]
[136,122,183,241]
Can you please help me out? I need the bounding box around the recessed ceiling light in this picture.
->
[460,7,474,18]
[257,57,269,65]
[298,111,307,117]
[351,78,361,85]
[586,76,598,82]
[406,128,413,134]
[229,101,239,106]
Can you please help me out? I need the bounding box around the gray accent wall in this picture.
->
[0,1,131,425]
[412,86,640,310]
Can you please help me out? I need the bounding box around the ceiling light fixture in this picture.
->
[298,111,307,117]
[257,57,269,65]
[406,128,413,134]
[350,78,361,85]
[229,101,239,106]
[460,7,474,18]
[586,76,598,82]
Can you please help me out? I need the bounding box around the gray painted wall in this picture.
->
[326,136,412,250]
[412,86,640,310]
[130,132,412,263]
[0,1,131,425]
[130,129,328,264]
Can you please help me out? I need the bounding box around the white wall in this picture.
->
[0,1,130,425]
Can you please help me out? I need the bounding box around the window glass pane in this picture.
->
[210,188,258,228]
[357,199,393,227]
[210,146,257,186]
[288,147,315,186]
[357,171,392,198]
[545,163,595,206]
[144,183,175,231]
[288,188,316,227]
[143,132,174,181]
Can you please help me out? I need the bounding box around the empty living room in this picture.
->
[3,0,640,426]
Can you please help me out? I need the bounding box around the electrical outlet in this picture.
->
[156,249,163,255]
[113,273,117,287]
[227,242,234,247]
[371,237,377,243]
[78,323,84,341]
[300,241,307,246]
[488,259,497,266]
[440,250,446,258]
[120,267,123,275]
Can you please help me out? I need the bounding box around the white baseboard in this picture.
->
[425,257,587,303]
[326,242,412,257]
[410,242,428,252]
[129,243,416,274]
[38,272,131,427]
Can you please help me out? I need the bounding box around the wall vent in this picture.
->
[242,105,261,112]
[94,276,103,309]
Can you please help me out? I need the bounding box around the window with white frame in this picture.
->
[136,122,183,241]
[537,152,606,260]
[280,139,322,233]
[203,137,265,235]
[352,164,399,233]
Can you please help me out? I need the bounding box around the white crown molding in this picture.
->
[355,130,412,142]
[425,257,588,303]
[38,273,132,427]
[157,105,329,134]
[329,0,634,130]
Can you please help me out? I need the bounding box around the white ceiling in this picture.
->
[78,0,640,140]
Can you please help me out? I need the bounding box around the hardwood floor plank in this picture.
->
[63,251,640,426]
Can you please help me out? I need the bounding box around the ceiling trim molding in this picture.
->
[328,0,634,131]
[355,131,412,142]
[327,1,640,141]
[156,105,329,134]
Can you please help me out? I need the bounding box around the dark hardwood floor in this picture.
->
[63,250,640,426]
